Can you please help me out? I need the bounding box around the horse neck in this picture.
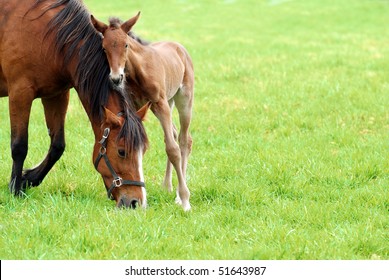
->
[68,61,92,115]
[66,58,104,136]
[69,43,112,128]
[126,39,154,86]
[89,93,122,140]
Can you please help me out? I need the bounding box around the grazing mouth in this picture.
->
[117,197,140,209]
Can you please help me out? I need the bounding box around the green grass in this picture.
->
[0,0,388,259]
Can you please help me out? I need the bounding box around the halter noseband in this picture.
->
[94,127,145,200]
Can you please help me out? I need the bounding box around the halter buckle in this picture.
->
[99,128,110,145]
[113,177,123,187]
[99,146,106,154]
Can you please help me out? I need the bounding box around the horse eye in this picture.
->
[118,149,126,158]
[125,44,128,48]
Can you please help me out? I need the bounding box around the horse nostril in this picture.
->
[118,197,139,209]
[130,199,138,209]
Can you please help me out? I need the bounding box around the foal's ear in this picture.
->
[121,11,141,33]
[102,107,124,128]
[136,101,151,121]
[91,15,108,34]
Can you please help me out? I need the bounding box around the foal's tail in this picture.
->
[179,44,194,91]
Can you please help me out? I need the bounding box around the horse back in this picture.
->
[150,41,194,96]
[0,0,71,98]
[152,41,193,70]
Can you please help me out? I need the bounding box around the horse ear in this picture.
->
[103,107,124,128]
[91,15,108,34]
[136,101,151,121]
[121,11,141,33]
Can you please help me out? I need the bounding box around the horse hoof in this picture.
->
[176,196,191,211]
[175,195,182,205]
[8,178,17,194]
[8,178,23,196]
[182,201,191,211]
[22,169,41,187]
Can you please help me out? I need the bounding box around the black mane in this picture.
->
[41,0,109,119]
[30,0,148,151]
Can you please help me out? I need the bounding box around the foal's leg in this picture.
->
[162,100,177,192]
[152,99,191,211]
[8,88,34,195]
[174,86,193,179]
[175,95,192,178]
[22,92,69,187]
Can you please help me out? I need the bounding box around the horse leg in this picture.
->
[174,86,193,179]
[162,100,177,192]
[152,99,191,211]
[22,92,69,187]
[8,90,34,195]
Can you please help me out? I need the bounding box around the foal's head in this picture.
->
[91,12,140,87]
[93,101,150,209]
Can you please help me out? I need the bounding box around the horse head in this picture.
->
[93,100,150,209]
[91,12,140,87]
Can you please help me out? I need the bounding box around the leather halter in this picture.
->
[94,127,145,200]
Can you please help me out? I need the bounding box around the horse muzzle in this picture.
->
[117,196,140,209]
[109,72,124,86]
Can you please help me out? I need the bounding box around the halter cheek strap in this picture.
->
[94,127,145,200]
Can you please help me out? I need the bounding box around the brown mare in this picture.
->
[0,0,149,209]
[92,13,194,211]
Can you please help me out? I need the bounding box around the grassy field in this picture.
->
[0,0,388,259]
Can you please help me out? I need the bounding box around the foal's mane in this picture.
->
[128,31,150,46]
[27,0,148,151]
[108,17,122,29]
[108,16,150,46]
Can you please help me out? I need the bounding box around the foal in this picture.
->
[92,13,194,211]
